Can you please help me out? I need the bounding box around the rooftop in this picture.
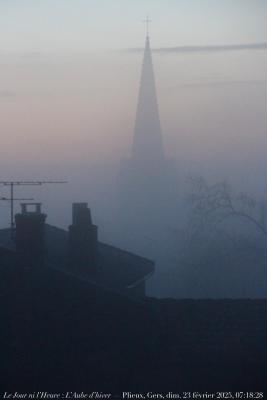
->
[0,224,154,292]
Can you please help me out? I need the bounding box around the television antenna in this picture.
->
[0,180,67,237]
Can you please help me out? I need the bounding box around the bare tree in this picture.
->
[187,176,267,240]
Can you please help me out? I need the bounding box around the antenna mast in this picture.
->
[0,180,67,238]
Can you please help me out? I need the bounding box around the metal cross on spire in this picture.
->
[142,15,151,37]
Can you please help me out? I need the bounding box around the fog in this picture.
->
[1,1,267,298]
[1,48,267,170]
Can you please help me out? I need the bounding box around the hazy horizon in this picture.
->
[1,1,266,166]
[0,1,267,253]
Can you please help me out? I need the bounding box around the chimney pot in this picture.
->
[68,203,98,274]
[15,203,46,268]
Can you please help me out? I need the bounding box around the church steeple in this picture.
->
[131,34,165,167]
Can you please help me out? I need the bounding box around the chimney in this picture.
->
[68,203,98,274]
[15,203,47,268]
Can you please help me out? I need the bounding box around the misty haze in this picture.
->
[1,16,267,298]
[1,0,267,394]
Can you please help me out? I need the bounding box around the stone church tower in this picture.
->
[119,32,170,199]
[116,33,177,258]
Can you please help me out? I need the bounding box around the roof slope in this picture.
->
[0,225,154,291]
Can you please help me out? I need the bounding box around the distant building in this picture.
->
[117,33,179,257]
[131,34,165,169]
[119,33,167,193]
[0,202,154,299]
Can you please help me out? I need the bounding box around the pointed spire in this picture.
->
[131,34,165,167]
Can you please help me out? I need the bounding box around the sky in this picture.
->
[0,0,267,228]
[1,0,267,52]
